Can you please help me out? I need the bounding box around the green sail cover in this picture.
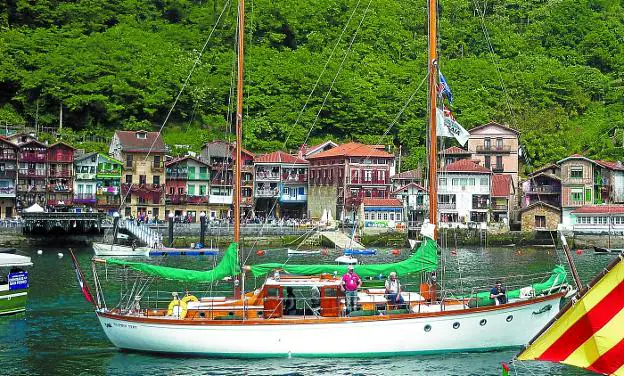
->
[249,236,439,278]
[104,242,241,282]
[468,265,568,307]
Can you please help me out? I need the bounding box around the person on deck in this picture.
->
[490,281,507,305]
[385,272,404,307]
[341,265,362,314]
[284,287,297,315]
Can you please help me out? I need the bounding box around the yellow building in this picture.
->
[109,130,166,221]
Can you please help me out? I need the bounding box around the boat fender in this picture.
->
[256,250,266,256]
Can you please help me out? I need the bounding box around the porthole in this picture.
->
[453,322,460,329]
[479,319,487,326]
[424,324,432,332]
[199,312,206,318]
[506,315,513,322]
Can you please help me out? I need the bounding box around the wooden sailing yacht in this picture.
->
[81,0,572,357]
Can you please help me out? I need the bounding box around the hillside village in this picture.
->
[2,122,623,236]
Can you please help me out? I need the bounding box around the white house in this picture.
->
[437,159,492,227]
[571,204,624,235]
[73,152,98,212]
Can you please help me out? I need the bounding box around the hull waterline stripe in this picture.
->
[563,308,624,368]
[518,261,624,360]
[537,279,624,362]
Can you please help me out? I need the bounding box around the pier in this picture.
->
[21,212,106,234]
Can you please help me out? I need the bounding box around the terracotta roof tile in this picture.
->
[491,174,511,197]
[391,168,423,180]
[571,205,624,215]
[115,130,166,153]
[595,160,624,171]
[441,159,491,173]
[255,150,309,164]
[468,121,520,135]
[520,201,561,213]
[362,198,403,207]
[439,146,470,155]
[392,182,427,194]
[306,142,394,159]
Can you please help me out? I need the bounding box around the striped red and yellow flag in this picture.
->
[517,255,624,375]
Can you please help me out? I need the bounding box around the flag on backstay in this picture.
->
[501,362,510,376]
[516,255,624,376]
[70,250,96,306]
[436,108,470,146]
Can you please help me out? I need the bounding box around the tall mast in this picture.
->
[234,0,245,298]
[427,0,438,236]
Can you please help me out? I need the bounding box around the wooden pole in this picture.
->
[233,0,245,299]
[559,232,583,292]
[427,0,438,238]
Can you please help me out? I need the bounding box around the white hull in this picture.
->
[96,294,561,357]
[287,249,321,256]
[93,243,151,257]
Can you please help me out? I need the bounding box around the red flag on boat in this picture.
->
[517,255,624,375]
[70,249,96,306]
[501,362,510,376]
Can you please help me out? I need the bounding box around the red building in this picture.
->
[16,140,48,212]
[306,142,395,221]
[47,142,75,211]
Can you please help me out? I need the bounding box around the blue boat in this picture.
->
[344,248,377,256]
[149,248,219,257]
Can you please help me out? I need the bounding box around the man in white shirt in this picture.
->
[385,272,404,307]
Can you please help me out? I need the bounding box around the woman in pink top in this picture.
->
[341,265,362,314]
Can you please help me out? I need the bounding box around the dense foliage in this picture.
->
[1,0,623,172]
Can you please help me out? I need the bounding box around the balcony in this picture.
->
[48,153,73,163]
[187,195,209,205]
[97,168,122,177]
[151,161,164,172]
[491,164,504,173]
[73,194,97,205]
[475,145,512,153]
[96,196,121,206]
[280,194,307,203]
[210,177,232,186]
[17,185,46,193]
[49,169,73,178]
[0,151,17,161]
[48,198,73,206]
[439,203,457,210]
[255,188,279,197]
[255,171,280,181]
[349,178,389,185]
[526,185,559,194]
[0,170,17,179]
[121,183,165,194]
[123,162,135,171]
[166,194,188,205]
[209,194,233,205]
[48,184,72,193]
[282,174,308,183]
[97,186,120,195]
[76,172,96,180]
[0,186,15,197]
[491,204,508,211]
[167,172,189,180]
[19,152,47,163]
[240,196,253,207]
[18,169,46,178]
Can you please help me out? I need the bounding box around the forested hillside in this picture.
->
[1,0,623,171]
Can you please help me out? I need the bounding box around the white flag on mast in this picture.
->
[436,108,469,146]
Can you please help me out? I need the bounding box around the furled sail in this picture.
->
[248,236,438,278]
[517,254,624,376]
[103,242,240,282]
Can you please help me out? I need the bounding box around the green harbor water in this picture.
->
[0,244,615,376]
